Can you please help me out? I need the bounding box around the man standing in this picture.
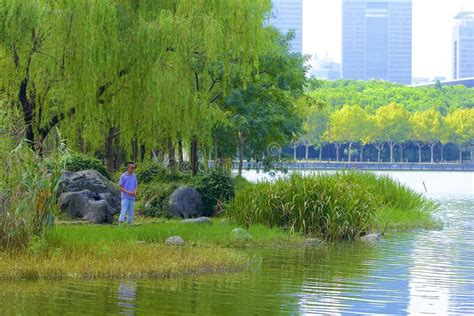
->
[118,162,138,225]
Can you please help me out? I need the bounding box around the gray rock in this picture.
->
[181,217,212,224]
[165,236,185,245]
[58,190,115,224]
[56,170,120,224]
[360,233,382,242]
[0,192,8,214]
[232,227,252,241]
[58,170,120,208]
[169,186,203,219]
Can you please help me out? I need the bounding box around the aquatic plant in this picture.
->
[226,172,438,240]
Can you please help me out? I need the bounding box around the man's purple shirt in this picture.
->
[119,172,138,200]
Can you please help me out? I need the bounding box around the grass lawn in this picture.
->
[0,218,305,280]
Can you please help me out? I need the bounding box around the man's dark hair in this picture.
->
[127,161,135,166]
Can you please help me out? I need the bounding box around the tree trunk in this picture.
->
[105,127,118,173]
[168,138,176,171]
[190,137,198,176]
[293,143,297,161]
[335,143,340,162]
[418,144,422,163]
[471,146,474,163]
[459,145,463,163]
[305,144,309,161]
[429,143,434,164]
[359,145,364,162]
[375,144,383,162]
[399,144,404,162]
[348,142,353,162]
[140,144,146,162]
[178,137,184,165]
[132,138,138,162]
[440,144,444,163]
[238,134,245,176]
[389,142,395,163]
[319,145,323,161]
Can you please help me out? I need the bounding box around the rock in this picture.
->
[56,170,120,224]
[181,217,212,224]
[360,233,382,242]
[0,192,8,214]
[165,236,185,245]
[304,238,324,247]
[169,186,203,219]
[232,227,252,241]
[58,190,115,224]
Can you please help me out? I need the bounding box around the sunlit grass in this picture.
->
[0,220,305,280]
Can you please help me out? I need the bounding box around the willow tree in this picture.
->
[0,0,272,172]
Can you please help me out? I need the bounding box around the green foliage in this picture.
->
[0,145,61,250]
[60,153,109,179]
[191,170,235,216]
[0,0,273,159]
[226,172,437,240]
[135,162,170,184]
[140,181,187,218]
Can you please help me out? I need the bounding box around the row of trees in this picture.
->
[0,0,306,175]
[298,102,474,163]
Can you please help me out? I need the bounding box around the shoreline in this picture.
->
[0,213,440,281]
[229,161,474,172]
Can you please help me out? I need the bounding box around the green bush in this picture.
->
[46,152,109,179]
[225,172,437,240]
[140,182,184,218]
[61,153,109,179]
[191,169,235,216]
[136,162,191,184]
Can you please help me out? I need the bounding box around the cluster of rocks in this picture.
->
[57,170,120,224]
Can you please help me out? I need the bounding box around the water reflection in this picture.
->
[117,281,137,315]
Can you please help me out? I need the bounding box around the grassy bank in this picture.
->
[0,221,304,280]
[226,172,439,239]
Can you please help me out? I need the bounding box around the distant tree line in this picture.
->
[295,80,474,163]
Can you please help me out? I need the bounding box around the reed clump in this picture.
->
[226,172,438,240]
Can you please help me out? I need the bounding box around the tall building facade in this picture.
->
[269,0,303,54]
[453,12,474,79]
[342,0,412,84]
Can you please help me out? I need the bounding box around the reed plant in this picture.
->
[226,172,438,240]
[0,111,61,250]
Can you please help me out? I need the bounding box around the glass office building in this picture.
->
[269,0,303,54]
[453,12,474,79]
[342,0,412,84]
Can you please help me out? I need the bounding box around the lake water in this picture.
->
[1,171,473,315]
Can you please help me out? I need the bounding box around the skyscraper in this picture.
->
[453,12,474,79]
[269,0,303,54]
[342,0,412,84]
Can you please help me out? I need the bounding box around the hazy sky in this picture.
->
[303,0,474,80]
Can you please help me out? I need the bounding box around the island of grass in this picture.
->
[0,171,440,280]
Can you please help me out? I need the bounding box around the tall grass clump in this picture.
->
[226,172,438,240]
[0,111,61,251]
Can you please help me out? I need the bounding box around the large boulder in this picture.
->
[169,186,203,219]
[57,170,120,223]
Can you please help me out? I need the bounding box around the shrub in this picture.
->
[61,153,109,179]
[140,182,184,218]
[136,162,191,184]
[191,169,235,216]
[225,172,437,240]
[0,144,60,250]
